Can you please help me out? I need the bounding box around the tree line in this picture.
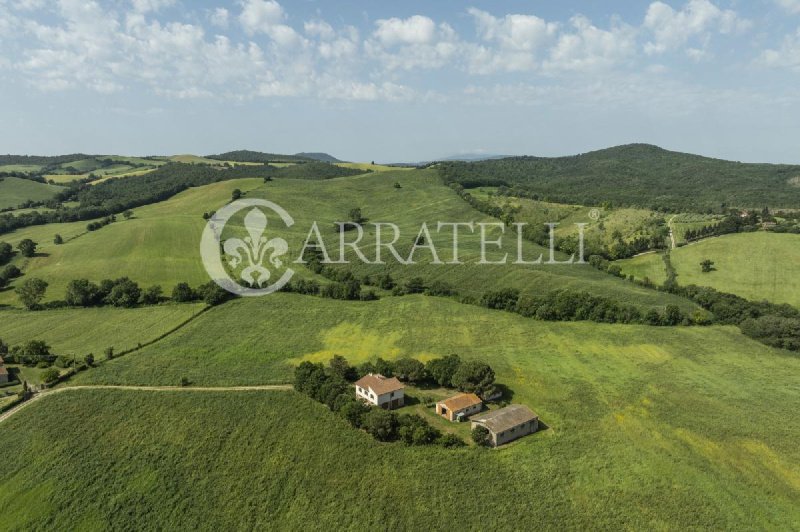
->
[13,276,232,310]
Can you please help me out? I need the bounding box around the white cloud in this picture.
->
[373,15,437,46]
[209,7,229,29]
[760,27,800,70]
[775,0,800,14]
[238,0,304,48]
[366,15,459,70]
[465,8,558,73]
[545,15,636,72]
[643,0,749,56]
[469,8,557,51]
[130,0,176,14]
[239,0,284,35]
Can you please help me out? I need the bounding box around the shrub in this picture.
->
[438,433,467,448]
[472,425,492,447]
[41,367,60,384]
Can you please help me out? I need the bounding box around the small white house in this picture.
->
[355,373,405,410]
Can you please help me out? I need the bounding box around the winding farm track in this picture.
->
[0,384,293,425]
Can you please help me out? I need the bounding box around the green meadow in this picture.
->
[0,177,64,209]
[0,303,205,356]
[0,293,795,529]
[618,232,800,306]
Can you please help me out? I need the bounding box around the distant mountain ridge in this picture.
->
[438,143,800,211]
[206,150,342,164]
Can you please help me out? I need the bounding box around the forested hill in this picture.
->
[206,150,316,163]
[294,152,342,163]
[438,144,800,212]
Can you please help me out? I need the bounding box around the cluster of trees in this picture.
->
[0,338,96,387]
[0,238,38,269]
[297,245,376,301]
[14,277,232,310]
[765,209,800,234]
[659,282,800,351]
[0,264,21,289]
[87,214,116,232]
[479,287,691,326]
[682,211,760,243]
[293,356,466,448]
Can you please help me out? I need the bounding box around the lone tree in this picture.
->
[348,207,365,224]
[123,210,134,220]
[231,189,242,201]
[700,259,715,273]
[16,278,48,310]
[53,234,63,245]
[17,239,37,258]
[0,242,13,265]
[472,425,492,447]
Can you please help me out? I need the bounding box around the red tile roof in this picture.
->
[438,393,482,412]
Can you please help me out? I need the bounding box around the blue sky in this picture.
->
[1,0,799,162]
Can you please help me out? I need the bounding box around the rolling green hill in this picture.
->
[0,170,693,313]
[0,177,64,209]
[618,232,800,306]
[439,144,800,211]
[0,293,795,529]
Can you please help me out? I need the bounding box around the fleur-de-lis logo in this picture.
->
[223,208,289,287]
[200,199,295,297]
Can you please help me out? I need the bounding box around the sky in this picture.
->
[1,0,800,163]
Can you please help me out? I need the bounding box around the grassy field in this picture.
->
[0,293,795,529]
[0,170,693,312]
[0,164,42,174]
[0,177,64,209]
[618,232,800,306]
[0,303,205,356]
[616,252,668,285]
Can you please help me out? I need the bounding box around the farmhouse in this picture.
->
[471,404,539,447]
[355,373,405,409]
[436,393,482,422]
